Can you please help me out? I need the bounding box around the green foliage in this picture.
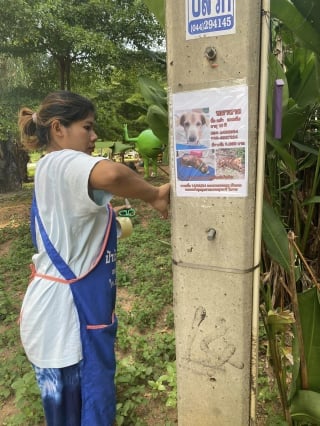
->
[290,389,320,424]
[262,202,291,272]
[0,206,40,425]
[148,362,177,407]
[261,1,320,423]
[258,315,291,425]
[116,357,151,426]
[10,370,43,426]
[143,0,166,28]
[270,0,320,56]
[92,67,166,141]
[0,0,165,91]
[138,75,168,147]
[117,213,172,330]
[115,331,176,424]
[0,1,167,143]
[265,5,320,263]
[291,288,320,396]
[112,198,176,423]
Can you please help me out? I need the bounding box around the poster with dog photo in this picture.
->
[173,85,248,197]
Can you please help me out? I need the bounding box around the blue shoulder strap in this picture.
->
[30,194,38,250]
[30,193,76,280]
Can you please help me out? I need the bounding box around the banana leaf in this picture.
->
[292,0,320,34]
[289,51,320,108]
[271,0,320,56]
[147,104,168,144]
[266,134,297,171]
[138,76,167,109]
[290,287,320,422]
[262,202,291,272]
[281,103,311,146]
[290,390,320,424]
[138,76,168,145]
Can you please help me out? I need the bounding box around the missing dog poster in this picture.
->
[173,84,248,197]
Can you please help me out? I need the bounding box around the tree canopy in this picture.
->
[0,0,165,90]
[0,0,167,141]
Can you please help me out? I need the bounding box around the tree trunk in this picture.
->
[66,57,71,91]
[0,139,30,193]
[57,55,72,90]
[57,56,66,90]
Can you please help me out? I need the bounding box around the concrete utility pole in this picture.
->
[166,1,267,425]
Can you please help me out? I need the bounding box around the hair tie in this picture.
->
[32,112,37,123]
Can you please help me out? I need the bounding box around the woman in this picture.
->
[18,90,170,426]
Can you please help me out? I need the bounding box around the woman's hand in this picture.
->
[149,183,170,219]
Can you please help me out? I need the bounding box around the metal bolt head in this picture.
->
[205,47,217,61]
[207,228,217,240]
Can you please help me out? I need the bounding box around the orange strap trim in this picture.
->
[86,324,108,329]
[86,312,115,329]
[29,263,75,284]
[34,272,77,284]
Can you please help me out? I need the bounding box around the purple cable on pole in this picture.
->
[274,79,284,139]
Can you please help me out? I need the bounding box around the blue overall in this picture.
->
[31,195,117,426]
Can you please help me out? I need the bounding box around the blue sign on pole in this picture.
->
[186,0,236,39]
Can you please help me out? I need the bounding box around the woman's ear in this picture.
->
[51,119,64,138]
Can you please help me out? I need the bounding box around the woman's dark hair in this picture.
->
[18,90,96,151]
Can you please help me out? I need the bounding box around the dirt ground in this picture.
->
[0,192,31,230]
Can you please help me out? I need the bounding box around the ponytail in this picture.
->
[18,107,41,151]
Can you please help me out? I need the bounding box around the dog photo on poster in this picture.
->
[173,84,248,197]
